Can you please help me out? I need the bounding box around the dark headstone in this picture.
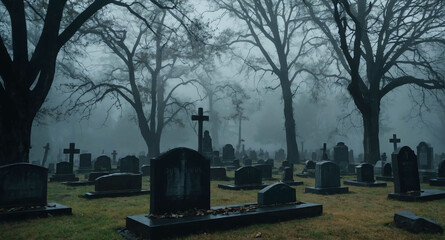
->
[306,160,316,170]
[392,147,420,193]
[275,149,286,162]
[150,148,210,215]
[202,130,213,154]
[305,161,349,194]
[266,159,274,168]
[333,142,349,171]
[233,159,240,168]
[94,155,112,172]
[56,162,73,174]
[249,150,257,161]
[394,211,443,234]
[282,167,294,182]
[141,165,150,176]
[95,173,142,192]
[417,142,434,169]
[257,159,265,164]
[210,167,229,181]
[243,158,252,166]
[235,166,262,186]
[429,160,445,186]
[120,155,140,173]
[222,144,235,162]
[253,164,273,179]
[383,163,392,177]
[357,163,374,182]
[438,160,445,178]
[48,163,55,173]
[79,153,92,170]
[50,162,78,182]
[258,183,296,205]
[0,163,47,208]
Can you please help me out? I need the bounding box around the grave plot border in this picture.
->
[123,202,322,239]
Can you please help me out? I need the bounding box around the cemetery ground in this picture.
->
[1,166,444,240]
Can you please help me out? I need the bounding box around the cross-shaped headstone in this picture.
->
[389,134,400,152]
[41,143,50,167]
[191,107,209,154]
[321,143,328,160]
[63,143,80,165]
[112,150,118,163]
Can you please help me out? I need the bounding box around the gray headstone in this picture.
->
[258,182,296,205]
[94,155,111,171]
[120,155,140,173]
[235,166,262,186]
[417,142,434,169]
[392,146,420,193]
[438,160,445,178]
[333,142,349,171]
[210,167,228,180]
[202,130,213,154]
[315,161,340,188]
[357,163,374,182]
[0,163,47,208]
[79,153,92,170]
[150,148,210,215]
[374,160,384,176]
[383,163,392,177]
[282,167,294,182]
[222,144,235,162]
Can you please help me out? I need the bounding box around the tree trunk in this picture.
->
[148,133,161,158]
[280,77,300,164]
[362,100,381,164]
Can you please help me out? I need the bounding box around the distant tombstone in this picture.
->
[249,150,257,161]
[417,142,434,169]
[94,155,112,172]
[234,166,262,186]
[79,153,92,171]
[233,159,240,168]
[0,163,47,208]
[282,167,294,183]
[306,160,316,170]
[138,155,150,169]
[202,130,213,154]
[348,150,354,163]
[258,183,296,206]
[257,159,265,164]
[150,148,210,215]
[222,144,235,162]
[210,167,229,181]
[85,173,149,199]
[381,153,387,162]
[305,161,349,194]
[243,158,252,166]
[383,163,392,177]
[357,163,374,182]
[275,149,286,162]
[439,160,445,178]
[48,163,55,173]
[266,159,274,168]
[120,156,140,173]
[141,165,150,176]
[111,150,118,165]
[50,161,79,182]
[333,142,349,171]
[253,164,273,179]
[56,162,73,174]
[392,147,420,193]
[374,160,384,176]
[429,160,445,186]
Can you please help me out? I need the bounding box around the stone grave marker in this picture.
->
[253,164,274,180]
[305,161,349,194]
[85,173,149,199]
[417,142,434,169]
[141,165,150,176]
[210,167,230,181]
[94,155,112,172]
[388,146,445,201]
[429,160,445,186]
[78,153,92,173]
[202,130,213,155]
[275,148,286,162]
[296,160,316,178]
[218,166,268,190]
[111,150,118,165]
[120,155,140,173]
[258,182,296,205]
[150,147,210,214]
[191,107,209,154]
[282,167,303,186]
[333,142,349,172]
[344,163,386,187]
[0,163,71,220]
[376,162,394,181]
[50,162,79,182]
[222,144,235,163]
[394,211,444,234]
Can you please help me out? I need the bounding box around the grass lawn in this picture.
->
[1,164,444,240]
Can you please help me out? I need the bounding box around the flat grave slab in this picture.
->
[0,203,71,221]
[388,189,445,202]
[282,180,304,186]
[85,189,150,199]
[124,202,322,239]
[305,186,349,195]
[429,178,445,186]
[343,180,387,187]
[218,183,269,190]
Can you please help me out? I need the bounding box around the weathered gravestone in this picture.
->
[243,157,252,166]
[266,159,274,168]
[249,150,257,161]
[78,153,92,173]
[282,167,303,186]
[218,166,268,190]
[296,160,316,178]
[94,155,112,172]
[222,144,235,163]
[275,148,286,162]
[333,142,349,172]
[120,155,140,173]
[141,165,150,176]
[394,211,444,234]
[258,182,296,205]
[150,148,210,214]
[257,159,265,164]
[417,142,436,183]
[429,160,445,186]
[305,161,349,194]
[376,162,394,181]
[49,162,79,182]
[344,163,387,187]
[388,146,445,201]
[210,167,230,181]
[125,148,322,239]
[85,173,149,199]
[253,164,275,180]
[0,163,71,220]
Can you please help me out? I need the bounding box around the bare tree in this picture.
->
[212,0,323,163]
[305,0,445,163]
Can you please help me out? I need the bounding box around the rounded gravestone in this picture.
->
[315,161,340,188]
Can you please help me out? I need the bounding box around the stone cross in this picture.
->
[41,143,50,167]
[191,107,209,154]
[112,150,118,164]
[389,134,401,152]
[63,143,80,165]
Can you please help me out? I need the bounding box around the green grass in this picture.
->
[1,166,444,240]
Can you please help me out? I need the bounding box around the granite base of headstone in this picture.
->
[218,166,269,190]
[388,146,445,202]
[85,173,149,199]
[125,180,322,239]
[49,162,79,182]
[210,167,231,181]
[0,163,72,221]
[343,163,387,187]
[394,211,444,234]
[305,161,349,195]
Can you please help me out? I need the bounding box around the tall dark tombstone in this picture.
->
[275,148,286,162]
[389,146,445,201]
[333,142,349,172]
[321,143,329,160]
[417,142,434,169]
[78,153,92,172]
[202,130,213,155]
[94,155,112,172]
[305,161,349,194]
[222,144,235,163]
[120,156,140,173]
[150,148,210,215]
[0,163,72,220]
[50,162,79,182]
[344,163,387,187]
[430,160,445,186]
[191,108,209,154]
